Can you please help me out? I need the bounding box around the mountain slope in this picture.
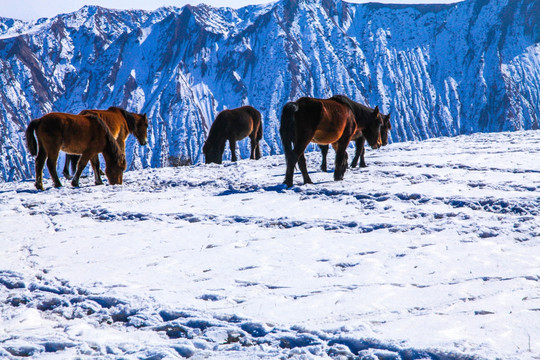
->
[0,0,538,182]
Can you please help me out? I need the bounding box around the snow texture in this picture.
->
[0,0,539,182]
[1,130,539,359]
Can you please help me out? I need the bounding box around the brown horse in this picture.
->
[25,112,127,190]
[203,106,263,164]
[62,107,148,181]
[320,104,392,171]
[280,96,383,187]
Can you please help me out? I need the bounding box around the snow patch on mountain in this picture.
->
[0,0,538,182]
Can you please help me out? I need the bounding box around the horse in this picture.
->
[203,106,263,164]
[319,104,391,171]
[25,112,127,190]
[280,96,383,187]
[62,107,148,181]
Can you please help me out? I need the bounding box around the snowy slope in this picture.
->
[0,0,539,182]
[1,131,539,359]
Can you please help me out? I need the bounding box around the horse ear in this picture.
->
[374,106,379,116]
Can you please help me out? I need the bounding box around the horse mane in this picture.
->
[331,95,377,126]
[206,110,228,144]
[87,114,126,167]
[109,106,136,132]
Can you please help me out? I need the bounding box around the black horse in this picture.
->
[203,106,263,164]
[280,96,383,187]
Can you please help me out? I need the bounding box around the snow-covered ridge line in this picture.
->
[0,0,539,182]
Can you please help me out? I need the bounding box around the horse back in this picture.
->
[36,113,106,154]
[240,105,262,138]
[296,98,355,145]
[215,106,259,141]
[79,109,126,140]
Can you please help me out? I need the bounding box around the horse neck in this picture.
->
[207,129,227,151]
[95,117,124,166]
[354,105,377,127]
[124,112,136,134]
[207,115,229,144]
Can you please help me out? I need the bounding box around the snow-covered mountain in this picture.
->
[1,0,539,182]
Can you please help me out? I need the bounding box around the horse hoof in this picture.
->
[95,181,104,186]
[71,181,80,187]
[35,183,44,191]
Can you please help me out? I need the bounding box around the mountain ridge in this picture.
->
[0,0,538,182]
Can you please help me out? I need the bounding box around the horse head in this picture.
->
[381,113,392,146]
[363,106,384,150]
[203,140,223,164]
[105,153,127,185]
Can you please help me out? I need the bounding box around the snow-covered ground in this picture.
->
[1,131,539,359]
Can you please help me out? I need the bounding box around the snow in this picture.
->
[1,130,539,359]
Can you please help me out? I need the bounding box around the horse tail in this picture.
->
[25,119,40,156]
[257,117,263,141]
[250,107,263,141]
[280,102,298,165]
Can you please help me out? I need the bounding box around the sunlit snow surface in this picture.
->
[1,131,539,359]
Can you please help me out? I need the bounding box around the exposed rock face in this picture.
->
[0,0,538,181]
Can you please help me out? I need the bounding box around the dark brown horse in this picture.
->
[25,112,127,190]
[320,101,392,171]
[62,107,148,181]
[280,96,383,187]
[203,106,263,164]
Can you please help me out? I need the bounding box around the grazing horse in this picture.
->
[280,96,383,187]
[25,112,127,190]
[320,105,391,171]
[62,107,148,181]
[203,106,263,164]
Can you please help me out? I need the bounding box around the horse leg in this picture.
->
[297,154,313,184]
[255,141,261,160]
[249,136,256,160]
[45,149,62,188]
[34,148,47,190]
[90,155,103,185]
[284,133,312,187]
[358,139,367,168]
[230,141,237,162]
[334,144,349,181]
[284,150,297,187]
[71,152,93,187]
[63,155,72,179]
[351,136,366,168]
[295,137,313,185]
[319,145,329,172]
